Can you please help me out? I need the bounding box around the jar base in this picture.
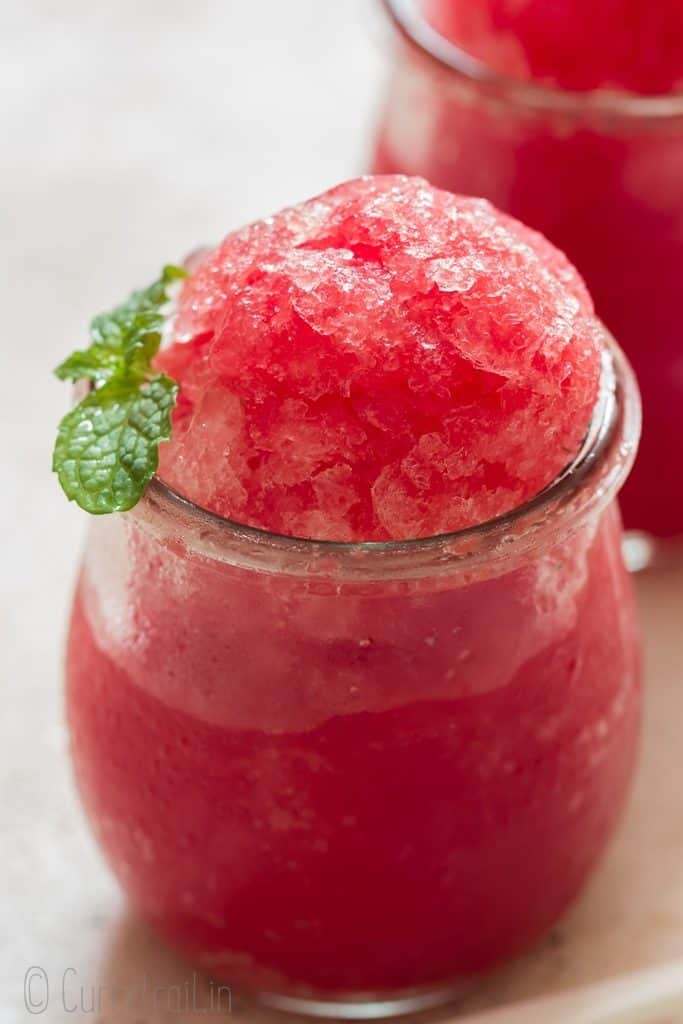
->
[255,983,469,1019]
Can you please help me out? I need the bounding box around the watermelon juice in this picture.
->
[66,455,641,1006]
[65,178,642,1011]
[372,0,683,538]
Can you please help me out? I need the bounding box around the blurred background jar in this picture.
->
[372,0,683,544]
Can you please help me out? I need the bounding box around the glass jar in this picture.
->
[66,334,641,1017]
[372,0,683,541]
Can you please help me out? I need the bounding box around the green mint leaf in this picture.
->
[53,265,187,513]
[55,345,123,384]
[53,374,178,514]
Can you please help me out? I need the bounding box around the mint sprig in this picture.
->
[53,265,187,514]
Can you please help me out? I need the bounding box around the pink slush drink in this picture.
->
[66,178,641,1006]
[373,0,683,537]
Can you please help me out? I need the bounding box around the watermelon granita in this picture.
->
[423,0,683,94]
[65,177,642,1010]
[374,0,683,538]
[156,176,600,541]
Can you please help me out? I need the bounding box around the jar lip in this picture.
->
[135,330,641,581]
[382,0,683,120]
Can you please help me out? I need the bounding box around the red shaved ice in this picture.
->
[424,0,683,95]
[156,176,601,541]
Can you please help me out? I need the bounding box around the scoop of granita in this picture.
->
[423,0,683,95]
[155,176,601,542]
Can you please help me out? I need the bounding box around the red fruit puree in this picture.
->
[156,177,600,542]
[424,0,683,94]
[66,178,641,1002]
[374,0,683,536]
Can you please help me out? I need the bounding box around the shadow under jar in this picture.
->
[66,337,641,1017]
[372,0,683,542]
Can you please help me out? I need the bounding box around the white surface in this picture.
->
[462,960,683,1024]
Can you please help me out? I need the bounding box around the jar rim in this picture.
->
[381,0,683,121]
[133,330,641,582]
